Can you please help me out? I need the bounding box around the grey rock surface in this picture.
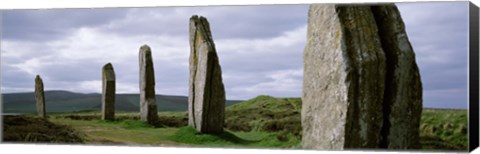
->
[139,45,158,124]
[102,63,116,121]
[302,4,422,150]
[35,75,46,118]
[188,15,226,134]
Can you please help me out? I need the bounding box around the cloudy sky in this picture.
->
[0,2,469,109]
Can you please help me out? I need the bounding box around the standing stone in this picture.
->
[139,45,158,124]
[302,4,423,150]
[35,75,46,118]
[302,4,386,149]
[371,5,423,149]
[102,63,116,121]
[188,15,226,134]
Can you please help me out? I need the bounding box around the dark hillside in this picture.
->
[2,91,242,113]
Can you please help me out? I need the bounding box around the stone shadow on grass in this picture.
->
[168,126,258,145]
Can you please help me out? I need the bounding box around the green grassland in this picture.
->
[2,95,468,151]
[45,113,299,148]
[420,108,468,150]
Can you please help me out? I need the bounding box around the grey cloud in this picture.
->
[219,48,303,73]
[153,62,189,95]
[1,65,34,92]
[43,62,103,82]
[423,89,468,109]
[420,67,467,91]
[398,2,468,108]
[100,5,308,39]
[2,8,128,41]
[206,5,308,39]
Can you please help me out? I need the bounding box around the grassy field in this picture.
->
[419,109,468,150]
[2,95,468,151]
[42,113,299,148]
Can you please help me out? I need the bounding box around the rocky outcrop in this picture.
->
[302,4,422,150]
[35,75,46,118]
[139,45,158,124]
[188,15,226,134]
[102,63,116,121]
[371,5,423,149]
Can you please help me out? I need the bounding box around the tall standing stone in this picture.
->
[188,15,226,134]
[302,4,422,150]
[371,5,423,149]
[35,75,46,118]
[102,63,116,121]
[139,45,158,124]
[302,4,386,149]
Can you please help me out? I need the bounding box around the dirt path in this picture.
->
[57,120,188,147]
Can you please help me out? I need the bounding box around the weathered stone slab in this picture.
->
[302,3,423,150]
[139,45,158,124]
[371,5,423,149]
[102,63,116,121]
[188,15,226,134]
[302,4,386,149]
[35,75,46,118]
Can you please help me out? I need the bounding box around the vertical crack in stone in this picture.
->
[202,28,212,132]
[189,15,201,128]
[336,5,386,148]
[336,6,360,148]
[373,6,394,148]
[201,16,217,132]
[303,3,421,150]
[371,4,423,149]
[302,4,386,149]
[189,15,199,129]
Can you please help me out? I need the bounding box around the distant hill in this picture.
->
[1,90,243,113]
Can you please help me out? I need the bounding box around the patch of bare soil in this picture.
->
[2,115,84,143]
[85,136,129,145]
